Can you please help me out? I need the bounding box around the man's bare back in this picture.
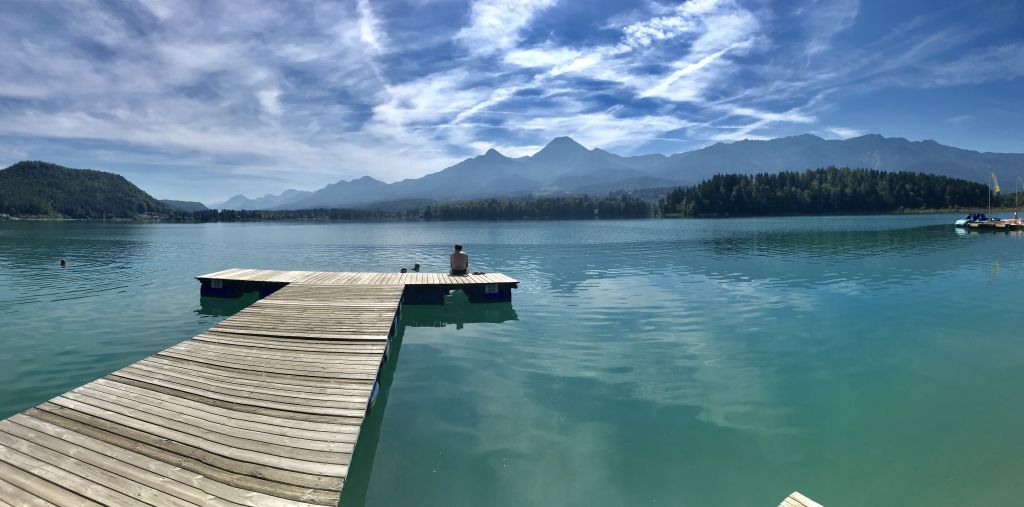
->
[450,243,468,275]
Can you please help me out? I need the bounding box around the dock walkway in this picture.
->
[0,270,515,506]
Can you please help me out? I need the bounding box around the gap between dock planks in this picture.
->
[0,283,404,506]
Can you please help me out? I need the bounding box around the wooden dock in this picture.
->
[0,270,516,506]
[779,491,824,507]
[197,268,519,304]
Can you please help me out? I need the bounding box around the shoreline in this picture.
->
[4,208,1021,223]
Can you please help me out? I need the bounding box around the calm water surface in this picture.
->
[1,216,1022,506]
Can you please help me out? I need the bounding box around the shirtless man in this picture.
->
[450,243,468,275]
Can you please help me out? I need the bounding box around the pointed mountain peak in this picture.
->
[532,136,589,160]
[542,136,587,151]
[352,175,383,183]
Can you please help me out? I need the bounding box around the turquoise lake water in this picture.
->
[1,216,1022,506]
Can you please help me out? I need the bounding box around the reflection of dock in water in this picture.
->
[403,291,518,329]
[0,269,517,506]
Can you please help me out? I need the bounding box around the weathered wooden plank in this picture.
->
[0,458,101,507]
[192,333,386,354]
[47,395,350,476]
[136,354,376,387]
[109,369,369,416]
[115,365,371,410]
[0,444,124,507]
[0,427,199,507]
[89,380,360,439]
[152,349,380,380]
[135,356,376,391]
[169,342,385,369]
[126,361,373,401]
[108,376,365,426]
[68,387,357,455]
[137,357,376,393]
[206,327,390,341]
[25,408,342,504]
[5,415,321,507]
[210,321,394,334]
[163,341,385,368]
[0,475,57,507]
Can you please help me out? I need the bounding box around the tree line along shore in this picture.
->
[1,161,1018,221]
[658,167,1017,217]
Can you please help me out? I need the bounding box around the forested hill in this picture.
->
[660,167,993,217]
[421,195,652,220]
[161,199,208,212]
[0,161,168,218]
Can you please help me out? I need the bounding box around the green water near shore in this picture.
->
[1,216,1023,506]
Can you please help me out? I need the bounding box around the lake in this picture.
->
[1,216,1022,506]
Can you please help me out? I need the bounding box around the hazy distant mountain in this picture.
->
[217,134,1024,210]
[160,199,208,212]
[384,148,539,201]
[0,161,167,218]
[214,189,311,210]
[267,137,672,209]
[515,135,593,182]
[283,176,389,209]
[653,134,1024,184]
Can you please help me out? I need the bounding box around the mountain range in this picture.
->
[214,134,1024,210]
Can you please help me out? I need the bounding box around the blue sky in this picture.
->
[0,0,1021,202]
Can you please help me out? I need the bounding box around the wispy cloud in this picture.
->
[0,0,1020,200]
[456,0,558,54]
[944,115,973,125]
[923,43,1024,86]
[357,0,388,54]
[825,126,866,139]
[799,0,860,55]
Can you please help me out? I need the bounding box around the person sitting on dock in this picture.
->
[450,243,469,276]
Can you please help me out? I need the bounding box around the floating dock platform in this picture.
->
[197,268,519,304]
[955,218,1024,231]
[0,269,516,506]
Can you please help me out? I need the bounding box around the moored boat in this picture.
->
[955,212,990,228]
[954,212,1024,231]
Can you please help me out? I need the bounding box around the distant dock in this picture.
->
[0,269,517,506]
